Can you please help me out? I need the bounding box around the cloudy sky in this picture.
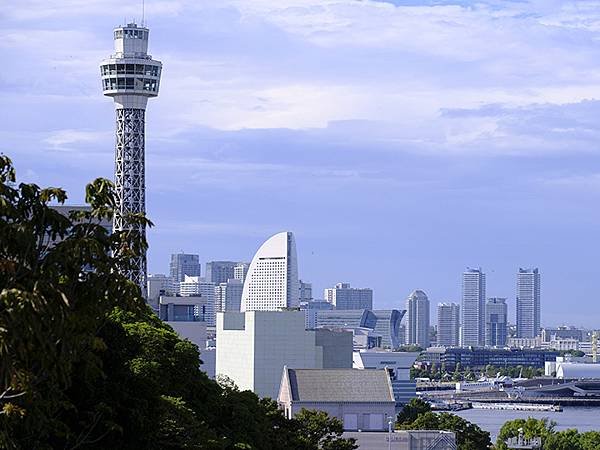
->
[3,0,600,326]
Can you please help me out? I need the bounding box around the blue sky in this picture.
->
[3,0,600,326]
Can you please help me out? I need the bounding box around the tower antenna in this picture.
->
[142,0,145,26]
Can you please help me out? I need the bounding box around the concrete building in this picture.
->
[278,367,396,431]
[100,23,162,290]
[234,262,249,283]
[178,276,216,325]
[315,309,405,349]
[517,268,541,338]
[299,280,313,302]
[159,295,213,325]
[214,278,243,313]
[353,350,419,407]
[461,268,486,347]
[324,283,373,310]
[241,232,299,311]
[205,261,237,284]
[405,290,430,348]
[542,326,584,342]
[437,303,460,347]
[216,311,352,399]
[169,253,201,284]
[485,298,508,347]
[301,300,333,329]
[343,431,456,450]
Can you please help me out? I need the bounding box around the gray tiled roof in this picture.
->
[286,368,395,403]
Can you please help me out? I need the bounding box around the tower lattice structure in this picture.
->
[100,23,162,290]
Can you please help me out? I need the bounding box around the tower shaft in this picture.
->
[114,107,146,287]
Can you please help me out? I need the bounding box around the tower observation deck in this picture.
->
[100,23,162,290]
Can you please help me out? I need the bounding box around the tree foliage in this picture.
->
[497,418,600,450]
[396,398,431,426]
[0,155,356,449]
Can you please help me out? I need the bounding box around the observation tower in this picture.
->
[100,23,162,290]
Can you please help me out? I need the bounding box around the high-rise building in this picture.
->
[405,290,430,348]
[147,273,173,308]
[485,298,508,347]
[461,268,486,347]
[205,261,237,284]
[215,279,244,313]
[241,232,299,311]
[299,280,313,302]
[179,276,216,326]
[100,23,162,290]
[437,303,460,347]
[169,253,201,283]
[234,262,250,283]
[324,283,373,310]
[517,268,541,338]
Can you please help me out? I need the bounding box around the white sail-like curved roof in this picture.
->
[557,363,600,379]
[241,232,299,311]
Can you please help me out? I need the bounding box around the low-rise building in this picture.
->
[353,350,419,407]
[343,430,456,450]
[440,347,558,370]
[216,311,352,398]
[278,367,396,431]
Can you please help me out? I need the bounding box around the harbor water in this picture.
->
[453,406,600,442]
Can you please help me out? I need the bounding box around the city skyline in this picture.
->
[5,1,600,326]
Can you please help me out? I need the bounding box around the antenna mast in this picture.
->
[142,0,145,26]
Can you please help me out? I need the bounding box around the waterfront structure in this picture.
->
[315,309,405,349]
[324,283,373,310]
[405,290,430,348]
[353,350,419,407]
[299,280,313,302]
[438,347,558,370]
[556,362,600,379]
[461,268,486,347]
[437,303,460,347]
[485,298,508,347]
[214,279,243,313]
[205,261,237,284]
[169,253,201,284]
[234,262,249,282]
[216,311,352,398]
[343,431,456,450]
[100,23,162,289]
[241,232,299,311]
[278,367,396,431]
[516,268,541,338]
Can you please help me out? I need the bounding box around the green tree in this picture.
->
[544,429,583,450]
[496,417,555,450]
[579,431,600,450]
[294,409,357,450]
[396,398,431,426]
[406,412,491,450]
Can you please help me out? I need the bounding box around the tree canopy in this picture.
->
[0,155,356,450]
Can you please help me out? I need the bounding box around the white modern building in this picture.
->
[461,268,486,347]
[517,268,541,338]
[214,278,243,313]
[437,303,460,347]
[405,290,430,348]
[216,311,352,399]
[485,298,508,347]
[172,276,216,326]
[353,350,419,407]
[241,232,299,311]
[234,262,249,283]
[324,283,373,310]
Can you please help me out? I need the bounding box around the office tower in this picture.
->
[234,262,250,283]
[461,268,486,347]
[485,298,508,347]
[301,300,333,329]
[405,290,430,348]
[169,253,201,283]
[299,280,313,302]
[241,232,299,311]
[178,276,216,326]
[437,303,460,347]
[215,279,244,313]
[324,283,373,310]
[100,23,162,290]
[147,273,173,309]
[205,261,237,284]
[517,268,541,338]
[216,311,352,398]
